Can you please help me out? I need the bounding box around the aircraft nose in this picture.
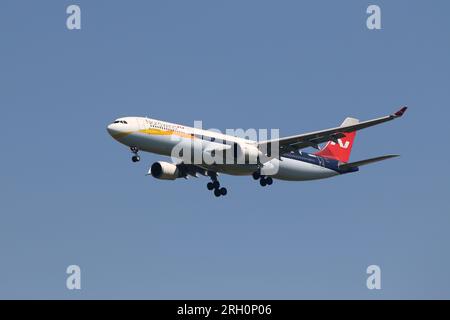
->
[107,123,118,136]
[107,123,124,139]
[107,122,132,140]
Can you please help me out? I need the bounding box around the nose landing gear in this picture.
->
[130,147,140,162]
[207,172,227,197]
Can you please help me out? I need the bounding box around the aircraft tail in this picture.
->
[314,117,359,163]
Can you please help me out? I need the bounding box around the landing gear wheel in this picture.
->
[252,171,261,180]
[260,178,267,187]
[266,177,273,185]
[130,147,140,162]
[208,171,227,197]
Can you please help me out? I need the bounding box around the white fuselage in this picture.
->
[107,117,340,181]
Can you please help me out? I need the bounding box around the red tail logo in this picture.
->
[315,131,356,163]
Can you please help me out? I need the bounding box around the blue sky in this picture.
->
[0,0,449,299]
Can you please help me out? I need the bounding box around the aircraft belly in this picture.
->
[273,157,338,181]
[118,133,337,180]
[203,163,259,176]
[120,133,178,156]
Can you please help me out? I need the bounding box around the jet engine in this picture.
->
[150,161,182,180]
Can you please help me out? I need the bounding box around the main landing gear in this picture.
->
[252,171,273,187]
[206,172,227,197]
[130,146,140,162]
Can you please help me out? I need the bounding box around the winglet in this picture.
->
[394,106,408,117]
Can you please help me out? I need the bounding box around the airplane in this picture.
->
[107,107,407,197]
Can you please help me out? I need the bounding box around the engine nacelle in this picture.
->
[150,161,182,180]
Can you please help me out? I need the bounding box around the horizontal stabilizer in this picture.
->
[338,154,399,170]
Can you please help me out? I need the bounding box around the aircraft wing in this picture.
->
[176,163,211,178]
[258,107,407,153]
[203,143,231,157]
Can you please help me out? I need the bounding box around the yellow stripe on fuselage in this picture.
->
[139,128,194,139]
[111,128,195,140]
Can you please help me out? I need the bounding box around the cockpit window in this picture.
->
[113,120,128,124]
